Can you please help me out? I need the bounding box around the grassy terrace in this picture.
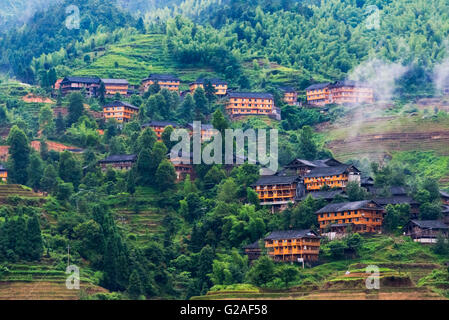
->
[73,34,223,88]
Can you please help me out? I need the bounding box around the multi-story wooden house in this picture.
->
[406,220,448,244]
[329,81,374,105]
[103,101,139,123]
[303,164,361,192]
[141,74,180,92]
[252,175,301,212]
[142,121,181,140]
[316,200,384,235]
[305,83,331,106]
[226,92,275,118]
[280,87,299,106]
[60,76,101,97]
[101,79,129,97]
[264,230,321,263]
[285,158,343,177]
[189,79,228,96]
[243,241,262,263]
[99,154,137,171]
[306,81,374,106]
[186,123,215,141]
[169,152,195,182]
[0,165,7,183]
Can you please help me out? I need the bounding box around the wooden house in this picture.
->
[103,101,139,123]
[305,83,331,106]
[141,74,180,92]
[226,92,275,118]
[303,164,361,192]
[99,154,137,171]
[316,200,384,235]
[186,123,215,141]
[0,165,7,183]
[60,76,101,97]
[285,158,342,177]
[243,241,262,263]
[328,80,374,105]
[101,79,129,97]
[264,230,321,263]
[252,175,301,212]
[169,151,195,182]
[280,87,299,106]
[189,79,228,96]
[406,220,449,244]
[142,121,181,140]
[306,81,374,106]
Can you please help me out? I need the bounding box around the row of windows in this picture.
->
[320,217,381,225]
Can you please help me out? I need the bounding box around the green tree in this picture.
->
[127,269,144,299]
[7,125,31,185]
[276,264,299,288]
[28,153,44,191]
[25,214,43,261]
[155,160,177,191]
[246,256,276,286]
[67,93,85,127]
[41,164,58,194]
[59,151,82,189]
[298,125,317,160]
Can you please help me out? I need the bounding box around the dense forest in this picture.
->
[2,0,449,97]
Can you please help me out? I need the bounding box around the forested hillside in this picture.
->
[1,0,449,302]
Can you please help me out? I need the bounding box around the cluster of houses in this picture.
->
[242,158,449,264]
[55,74,377,125]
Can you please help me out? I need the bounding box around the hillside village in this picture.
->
[2,71,449,269]
[2,0,449,302]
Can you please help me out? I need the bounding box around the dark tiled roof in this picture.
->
[305,165,359,178]
[279,86,297,92]
[228,92,274,99]
[316,200,382,214]
[103,101,139,110]
[442,205,449,214]
[142,121,180,128]
[440,190,449,199]
[62,76,101,84]
[410,220,448,230]
[144,74,180,81]
[252,175,300,186]
[186,123,214,130]
[265,229,319,240]
[101,79,129,85]
[330,80,371,89]
[305,83,331,91]
[361,176,374,186]
[99,154,137,163]
[244,241,261,249]
[373,196,418,206]
[191,78,227,85]
[300,190,346,201]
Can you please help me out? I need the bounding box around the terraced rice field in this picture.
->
[73,34,222,87]
[0,261,107,300]
[0,184,44,203]
[115,208,165,243]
